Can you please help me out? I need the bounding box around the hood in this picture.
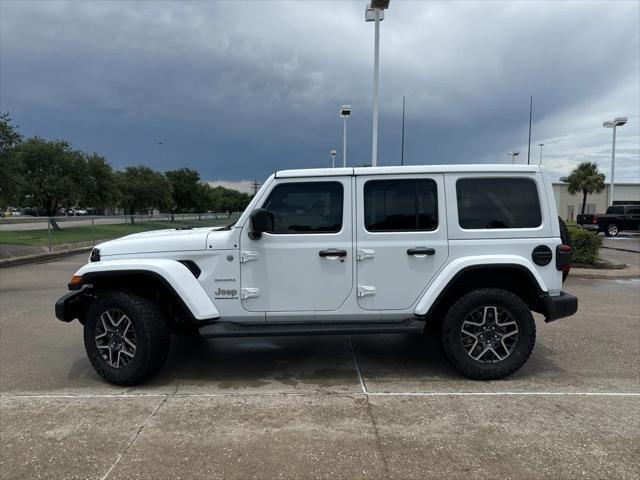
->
[97,226,225,257]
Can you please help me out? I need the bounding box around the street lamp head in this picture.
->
[370,0,390,8]
[339,105,352,118]
[604,117,627,128]
[509,150,519,157]
[538,143,544,147]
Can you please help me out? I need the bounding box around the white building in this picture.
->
[552,183,640,221]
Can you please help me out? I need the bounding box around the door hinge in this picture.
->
[356,249,375,261]
[240,251,259,263]
[241,288,260,300]
[357,285,376,298]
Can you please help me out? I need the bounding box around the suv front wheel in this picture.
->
[83,291,170,385]
[441,288,536,380]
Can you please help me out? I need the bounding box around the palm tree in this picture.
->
[565,162,606,214]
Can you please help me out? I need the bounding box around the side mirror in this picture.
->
[249,208,274,240]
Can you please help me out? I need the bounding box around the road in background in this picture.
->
[0,213,231,232]
[1,254,638,479]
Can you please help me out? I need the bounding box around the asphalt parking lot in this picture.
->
[1,253,639,479]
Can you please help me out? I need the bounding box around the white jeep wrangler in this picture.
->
[56,165,577,385]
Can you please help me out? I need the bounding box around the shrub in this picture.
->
[567,227,602,264]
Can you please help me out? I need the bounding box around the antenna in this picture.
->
[401,95,405,166]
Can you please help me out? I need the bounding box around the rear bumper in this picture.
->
[540,291,578,323]
[55,289,90,322]
[578,224,599,232]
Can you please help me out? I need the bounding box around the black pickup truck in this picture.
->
[577,204,640,236]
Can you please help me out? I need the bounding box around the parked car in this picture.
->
[56,165,577,385]
[577,204,640,236]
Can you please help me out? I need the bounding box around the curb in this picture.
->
[570,268,640,279]
[0,246,92,268]
[601,246,640,254]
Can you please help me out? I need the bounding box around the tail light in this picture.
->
[592,216,598,224]
[556,245,572,272]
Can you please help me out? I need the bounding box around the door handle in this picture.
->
[407,247,435,256]
[319,249,347,258]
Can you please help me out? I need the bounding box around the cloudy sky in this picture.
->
[1,0,638,185]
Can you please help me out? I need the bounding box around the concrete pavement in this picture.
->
[0,254,638,479]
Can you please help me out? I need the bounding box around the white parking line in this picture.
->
[349,335,367,395]
[2,391,639,399]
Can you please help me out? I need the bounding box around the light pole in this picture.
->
[330,149,337,169]
[366,0,390,167]
[508,150,520,164]
[538,143,544,165]
[603,117,627,205]
[339,105,352,167]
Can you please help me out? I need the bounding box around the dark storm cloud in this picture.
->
[1,0,638,183]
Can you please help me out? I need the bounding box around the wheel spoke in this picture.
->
[123,336,136,350]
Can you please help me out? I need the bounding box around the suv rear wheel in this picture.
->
[440,288,536,380]
[83,291,170,385]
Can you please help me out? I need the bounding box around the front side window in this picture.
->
[364,179,438,232]
[262,182,343,234]
[456,178,542,229]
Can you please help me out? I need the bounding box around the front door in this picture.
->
[240,177,353,313]
[355,175,448,310]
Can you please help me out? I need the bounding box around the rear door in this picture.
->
[355,175,448,310]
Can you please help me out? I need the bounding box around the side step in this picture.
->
[198,318,426,338]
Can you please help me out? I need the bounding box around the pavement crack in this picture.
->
[100,394,170,480]
[363,391,390,479]
[349,336,390,479]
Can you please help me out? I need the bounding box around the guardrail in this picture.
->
[0,213,240,253]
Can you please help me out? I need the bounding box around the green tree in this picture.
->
[80,153,118,212]
[0,112,23,155]
[566,161,606,214]
[204,186,251,214]
[15,137,86,218]
[116,166,173,223]
[165,168,201,219]
[0,112,24,211]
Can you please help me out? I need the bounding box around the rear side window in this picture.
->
[262,182,343,234]
[456,178,541,229]
[364,179,438,232]
[606,206,625,214]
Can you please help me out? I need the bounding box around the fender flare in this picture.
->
[74,259,220,321]
[414,255,547,316]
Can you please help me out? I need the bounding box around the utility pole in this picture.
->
[538,143,544,165]
[251,180,260,196]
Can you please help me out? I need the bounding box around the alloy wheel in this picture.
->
[95,309,137,368]
[460,306,519,363]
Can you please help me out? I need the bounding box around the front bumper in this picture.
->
[540,291,578,323]
[55,289,91,322]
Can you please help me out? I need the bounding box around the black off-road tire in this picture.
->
[84,291,170,385]
[440,288,536,380]
[558,217,572,282]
